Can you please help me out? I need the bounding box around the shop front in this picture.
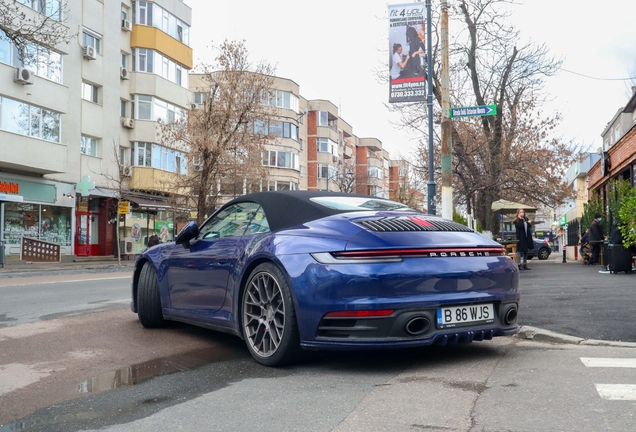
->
[118,195,175,256]
[0,175,75,259]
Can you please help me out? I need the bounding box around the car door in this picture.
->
[166,202,261,312]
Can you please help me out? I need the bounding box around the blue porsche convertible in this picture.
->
[131,191,520,366]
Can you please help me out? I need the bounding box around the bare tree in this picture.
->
[388,0,580,233]
[160,39,277,224]
[0,0,73,64]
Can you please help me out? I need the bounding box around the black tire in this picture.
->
[538,248,550,260]
[137,261,166,328]
[241,263,302,367]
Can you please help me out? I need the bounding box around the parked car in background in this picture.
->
[528,238,552,260]
[499,231,552,260]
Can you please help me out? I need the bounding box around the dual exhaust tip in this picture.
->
[403,305,518,336]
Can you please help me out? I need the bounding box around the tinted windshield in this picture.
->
[310,196,415,212]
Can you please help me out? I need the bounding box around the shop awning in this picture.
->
[125,195,171,211]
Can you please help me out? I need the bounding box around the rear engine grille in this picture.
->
[356,216,474,232]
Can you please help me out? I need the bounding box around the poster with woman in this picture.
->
[388,3,426,103]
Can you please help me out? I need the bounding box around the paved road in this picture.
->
[0,273,131,326]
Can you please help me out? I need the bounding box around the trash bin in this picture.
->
[0,241,5,268]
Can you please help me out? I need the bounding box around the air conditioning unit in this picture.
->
[122,165,133,177]
[124,239,134,253]
[190,103,198,109]
[83,45,96,60]
[14,67,34,85]
[122,19,132,31]
[193,163,204,172]
[332,155,339,163]
[120,67,129,80]
[121,117,134,128]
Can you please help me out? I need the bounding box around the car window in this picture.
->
[198,202,263,239]
[245,206,270,234]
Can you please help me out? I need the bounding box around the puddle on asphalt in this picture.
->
[76,344,244,395]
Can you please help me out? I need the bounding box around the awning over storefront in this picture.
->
[124,195,171,211]
[78,187,119,198]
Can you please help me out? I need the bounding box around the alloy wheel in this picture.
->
[243,271,285,358]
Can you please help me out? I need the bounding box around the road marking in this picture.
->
[582,357,636,400]
[581,358,636,368]
[594,384,636,401]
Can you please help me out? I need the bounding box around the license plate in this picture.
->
[437,303,494,328]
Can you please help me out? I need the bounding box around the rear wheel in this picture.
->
[137,261,166,328]
[242,263,302,366]
[538,248,550,260]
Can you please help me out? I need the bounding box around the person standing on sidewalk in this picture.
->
[514,208,533,270]
[588,213,604,265]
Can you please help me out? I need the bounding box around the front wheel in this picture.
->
[137,261,166,328]
[242,263,302,366]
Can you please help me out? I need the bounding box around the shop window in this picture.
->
[2,202,71,246]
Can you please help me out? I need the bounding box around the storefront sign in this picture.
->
[0,193,24,202]
[118,201,130,214]
[0,181,19,194]
[0,178,56,203]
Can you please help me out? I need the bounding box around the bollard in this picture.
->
[0,241,5,268]
[562,245,567,263]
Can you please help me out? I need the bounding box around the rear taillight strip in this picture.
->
[312,248,505,264]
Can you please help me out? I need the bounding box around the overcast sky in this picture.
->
[186,0,636,159]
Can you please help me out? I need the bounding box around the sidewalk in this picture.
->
[0,256,135,274]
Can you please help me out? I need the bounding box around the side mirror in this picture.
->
[175,221,199,246]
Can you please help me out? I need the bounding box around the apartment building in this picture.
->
[0,0,193,260]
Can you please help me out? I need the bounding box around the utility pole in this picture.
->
[426,0,436,215]
[440,0,452,220]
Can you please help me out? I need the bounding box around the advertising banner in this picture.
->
[388,3,426,103]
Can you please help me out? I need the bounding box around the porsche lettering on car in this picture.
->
[131,191,520,366]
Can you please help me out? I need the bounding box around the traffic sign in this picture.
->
[450,104,497,119]
[118,201,130,214]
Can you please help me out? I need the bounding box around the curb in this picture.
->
[517,326,636,348]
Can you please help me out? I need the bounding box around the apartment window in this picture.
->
[368,166,383,179]
[121,52,128,68]
[318,111,337,129]
[263,150,300,170]
[0,96,60,142]
[0,31,62,83]
[299,138,303,150]
[614,124,622,144]
[82,82,99,103]
[119,147,127,165]
[318,164,337,179]
[317,137,338,155]
[135,48,153,72]
[81,136,98,156]
[133,95,185,123]
[194,92,207,105]
[17,0,62,20]
[133,142,152,167]
[135,1,190,46]
[262,90,299,111]
[82,29,102,53]
[120,100,127,117]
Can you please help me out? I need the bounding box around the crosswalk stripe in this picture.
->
[581,357,636,368]
[594,384,636,401]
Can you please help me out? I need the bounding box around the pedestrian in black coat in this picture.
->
[588,214,604,265]
[514,208,533,270]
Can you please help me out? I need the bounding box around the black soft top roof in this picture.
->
[222,190,387,232]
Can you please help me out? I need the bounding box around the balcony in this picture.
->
[127,166,186,194]
[0,132,66,174]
